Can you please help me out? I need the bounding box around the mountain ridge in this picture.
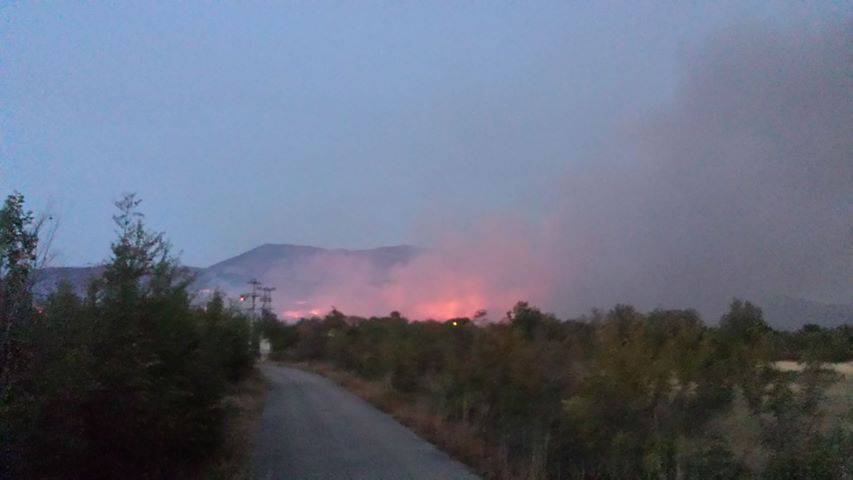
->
[32,243,851,329]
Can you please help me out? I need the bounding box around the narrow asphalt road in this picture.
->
[250,363,480,480]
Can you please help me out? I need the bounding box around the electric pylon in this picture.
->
[259,286,276,314]
[240,279,263,317]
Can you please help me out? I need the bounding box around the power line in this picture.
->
[240,279,265,317]
[259,286,276,314]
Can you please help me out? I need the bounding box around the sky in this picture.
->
[1,2,850,319]
[0,1,837,266]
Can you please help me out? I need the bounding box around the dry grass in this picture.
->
[724,361,853,473]
[194,368,269,480]
[291,361,853,480]
[773,361,853,421]
[774,360,853,376]
[821,365,853,423]
[291,361,530,480]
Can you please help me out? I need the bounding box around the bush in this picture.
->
[0,194,256,479]
[282,301,849,479]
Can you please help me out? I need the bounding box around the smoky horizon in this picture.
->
[4,3,851,322]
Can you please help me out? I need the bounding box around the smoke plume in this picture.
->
[424,20,847,320]
[265,20,850,322]
[540,20,851,318]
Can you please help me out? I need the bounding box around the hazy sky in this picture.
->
[1,2,846,267]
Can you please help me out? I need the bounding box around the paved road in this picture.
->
[250,363,480,480]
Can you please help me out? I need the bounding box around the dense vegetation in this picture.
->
[771,324,852,364]
[1,189,850,479]
[0,193,256,479]
[268,303,851,479]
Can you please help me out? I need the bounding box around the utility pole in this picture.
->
[240,279,263,318]
[259,286,276,314]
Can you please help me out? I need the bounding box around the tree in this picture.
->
[719,299,769,343]
[0,192,39,477]
[2,192,257,478]
[0,192,38,380]
[760,361,847,479]
[101,193,170,300]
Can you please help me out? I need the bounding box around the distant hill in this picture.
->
[33,266,106,296]
[192,244,422,317]
[35,244,422,318]
[33,244,851,329]
[33,264,205,297]
[197,243,419,288]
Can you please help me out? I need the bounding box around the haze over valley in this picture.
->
[36,241,853,330]
[4,3,851,479]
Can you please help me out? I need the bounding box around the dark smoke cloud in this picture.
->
[543,20,851,318]
[241,19,850,323]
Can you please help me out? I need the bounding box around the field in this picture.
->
[775,361,853,420]
[722,362,853,472]
[292,359,853,479]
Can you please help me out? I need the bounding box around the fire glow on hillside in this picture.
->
[270,237,545,321]
[280,296,489,322]
[281,294,491,321]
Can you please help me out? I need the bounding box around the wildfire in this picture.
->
[282,308,324,319]
[277,296,485,321]
[408,293,487,320]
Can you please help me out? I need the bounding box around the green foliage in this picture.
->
[258,309,299,360]
[719,299,770,343]
[0,192,39,378]
[770,324,852,363]
[282,300,848,479]
[204,292,255,381]
[759,361,848,480]
[0,192,40,475]
[681,436,748,480]
[2,191,846,479]
[0,193,255,479]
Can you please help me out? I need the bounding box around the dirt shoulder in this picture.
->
[195,367,270,480]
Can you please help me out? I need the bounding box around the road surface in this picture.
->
[250,363,480,480]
